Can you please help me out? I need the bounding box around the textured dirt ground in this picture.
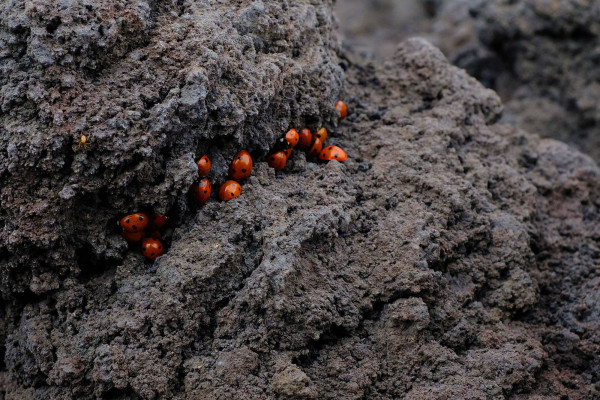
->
[336,0,600,162]
[2,1,600,399]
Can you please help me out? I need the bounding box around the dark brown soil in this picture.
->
[1,1,600,399]
[337,0,600,163]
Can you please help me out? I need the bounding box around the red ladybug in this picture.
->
[141,238,165,261]
[229,151,253,180]
[122,230,145,243]
[315,127,327,143]
[267,152,288,171]
[307,137,323,157]
[319,145,347,162]
[335,101,348,119]
[285,129,300,147]
[297,128,312,149]
[191,178,211,205]
[119,213,149,233]
[219,180,242,201]
[148,213,167,230]
[197,155,211,177]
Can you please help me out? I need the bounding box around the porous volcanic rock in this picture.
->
[337,0,600,162]
[0,0,343,298]
[431,0,600,162]
[2,2,600,400]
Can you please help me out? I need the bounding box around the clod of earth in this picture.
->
[1,1,599,399]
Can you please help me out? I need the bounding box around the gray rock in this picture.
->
[1,2,600,400]
[336,0,600,162]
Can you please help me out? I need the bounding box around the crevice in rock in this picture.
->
[294,323,354,368]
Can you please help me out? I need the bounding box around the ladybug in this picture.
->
[148,213,167,230]
[267,152,288,171]
[122,230,145,243]
[319,145,347,162]
[219,180,242,201]
[297,128,312,149]
[191,178,211,205]
[197,155,211,177]
[307,137,323,157]
[283,147,293,158]
[120,213,149,232]
[229,150,253,180]
[285,129,300,148]
[315,127,327,142]
[335,101,348,119]
[141,238,165,261]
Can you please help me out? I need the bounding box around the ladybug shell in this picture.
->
[191,178,211,205]
[148,213,167,230]
[335,101,348,119]
[267,152,288,171]
[122,230,145,243]
[219,180,242,201]
[319,145,347,162]
[285,129,300,148]
[315,127,327,143]
[307,137,323,157]
[229,151,253,180]
[297,128,312,149]
[120,213,149,233]
[283,147,292,158]
[141,238,165,261]
[197,155,211,177]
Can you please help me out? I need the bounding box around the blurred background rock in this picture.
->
[336,0,600,161]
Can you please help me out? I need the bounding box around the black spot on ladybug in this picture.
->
[151,252,155,256]
[230,192,234,196]
[204,190,207,193]
[125,218,130,223]
[139,215,144,221]
[335,154,338,158]
[158,246,162,249]
[242,168,246,172]
[238,157,243,160]
[132,225,137,230]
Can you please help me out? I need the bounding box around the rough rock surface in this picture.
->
[0,0,342,298]
[336,0,600,162]
[433,0,600,163]
[2,1,600,399]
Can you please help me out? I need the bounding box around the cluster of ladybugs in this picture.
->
[191,100,349,204]
[120,101,349,261]
[119,213,168,260]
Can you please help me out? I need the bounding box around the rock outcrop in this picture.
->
[1,1,599,399]
[337,0,600,162]
[0,0,342,298]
